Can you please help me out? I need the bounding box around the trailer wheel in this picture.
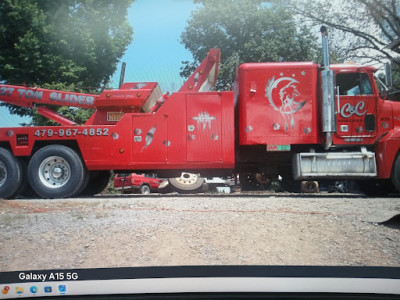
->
[79,171,111,196]
[139,185,151,195]
[168,172,204,193]
[28,145,86,199]
[0,148,24,199]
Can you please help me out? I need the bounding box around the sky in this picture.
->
[0,0,198,127]
[109,0,198,92]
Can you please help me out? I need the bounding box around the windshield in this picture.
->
[1,0,399,298]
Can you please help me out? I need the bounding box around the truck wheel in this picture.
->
[12,158,31,198]
[139,185,151,195]
[28,145,87,199]
[168,172,204,193]
[79,171,111,196]
[0,148,24,199]
[301,181,319,193]
[15,158,38,198]
[392,154,400,194]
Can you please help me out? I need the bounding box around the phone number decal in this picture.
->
[34,128,109,137]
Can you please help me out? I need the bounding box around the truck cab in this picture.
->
[331,64,395,147]
[234,59,400,194]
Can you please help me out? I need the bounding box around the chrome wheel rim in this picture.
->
[38,156,71,188]
[176,172,199,186]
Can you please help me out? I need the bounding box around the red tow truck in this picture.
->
[0,27,399,199]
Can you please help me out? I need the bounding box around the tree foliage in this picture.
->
[289,0,400,88]
[0,0,134,123]
[180,0,320,90]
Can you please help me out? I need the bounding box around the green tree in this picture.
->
[180,0,320,90]
[0,0,134,124]
[288,0,400,89]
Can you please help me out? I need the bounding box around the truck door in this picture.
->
[334,72,377,144]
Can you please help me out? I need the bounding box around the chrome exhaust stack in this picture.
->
[320,26,336,150]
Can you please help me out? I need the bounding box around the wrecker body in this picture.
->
[1,29,399,198]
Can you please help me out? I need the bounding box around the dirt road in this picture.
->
[1,193,399,271]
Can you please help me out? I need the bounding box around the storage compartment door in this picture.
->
[186,94,222,162]
[132,115,168,162]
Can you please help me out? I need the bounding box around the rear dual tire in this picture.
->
[28,145,86,199]
[79,171,111,196]
[0,148,24,199]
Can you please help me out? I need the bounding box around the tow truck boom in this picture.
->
[0,84,97,109]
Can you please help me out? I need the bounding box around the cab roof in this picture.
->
[330,64,377,73]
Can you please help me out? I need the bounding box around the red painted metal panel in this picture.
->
[179,49,220,92]
[329,66,396,147]
[330,69,379,145]
[131,115,168,163]
[332,95,378,145]
[72,121,132,170]
[376,129,400,178]
[156,93,187,166]
[221,92,235,165]
[186,94,222,162]
[237,62,319,146]
[155,91,235,169]
[96,82,161,112]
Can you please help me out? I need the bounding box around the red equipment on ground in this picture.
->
[113,173,166,195]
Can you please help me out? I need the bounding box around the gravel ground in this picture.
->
[0,193,400,271]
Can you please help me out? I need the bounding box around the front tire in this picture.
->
[28,145,87,199]
[0,148,24,199]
